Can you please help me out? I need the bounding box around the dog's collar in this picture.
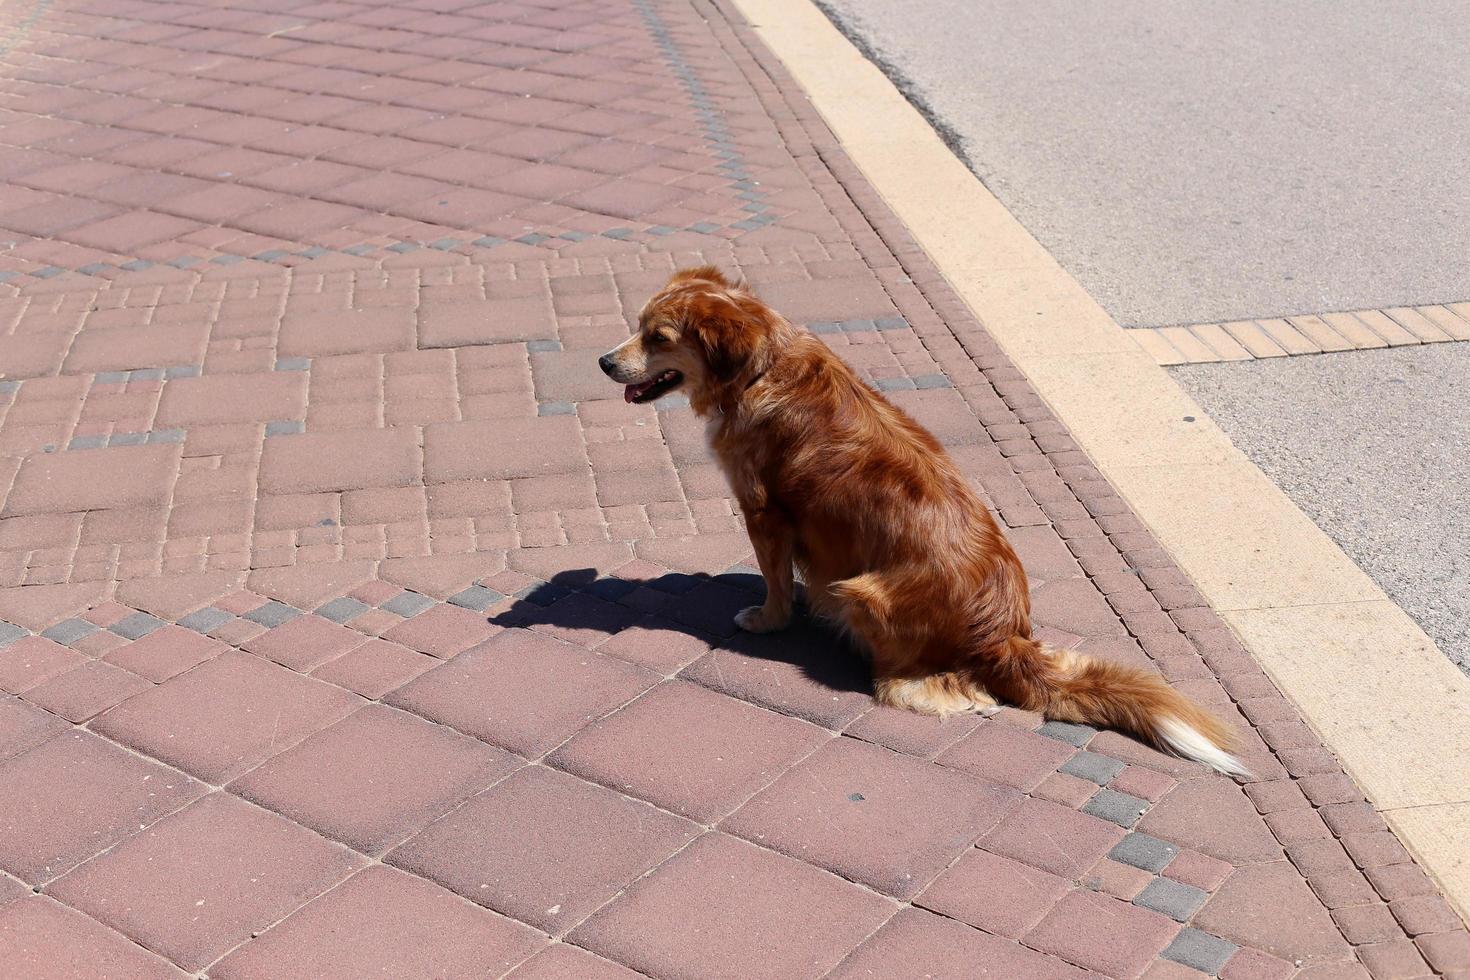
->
[711,367,769,418]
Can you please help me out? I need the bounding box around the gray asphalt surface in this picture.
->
[1174,347,1470,671]
[820,0,1470,673]
[817,0,1470,328]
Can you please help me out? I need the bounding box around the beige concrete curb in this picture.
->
[732,0,1470,917]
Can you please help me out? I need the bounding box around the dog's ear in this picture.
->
[687,292,760,384]
[667,264,731,288]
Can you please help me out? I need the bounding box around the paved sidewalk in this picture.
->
[0,0,1466,978]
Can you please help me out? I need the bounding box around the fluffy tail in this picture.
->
[985,636,1252,778]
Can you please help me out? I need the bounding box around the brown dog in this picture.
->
[600,266,1247,776]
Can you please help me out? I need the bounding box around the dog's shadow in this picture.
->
[491,567,872,696]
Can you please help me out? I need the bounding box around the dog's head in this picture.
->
[599,265,786,414]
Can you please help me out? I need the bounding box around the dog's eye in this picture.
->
[649,331,675,345]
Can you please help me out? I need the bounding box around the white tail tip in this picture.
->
[1158,716,1254,778]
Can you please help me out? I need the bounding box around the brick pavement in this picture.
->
[1,0,1467,977]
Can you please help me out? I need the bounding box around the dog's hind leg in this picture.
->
[832,574,1001,717]
[874,673,1001,718]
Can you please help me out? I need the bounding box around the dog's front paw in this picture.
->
[735,605,789,634]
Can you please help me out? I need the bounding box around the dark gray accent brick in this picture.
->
[316,597,369,624]
[265,420,304,437]
[380,591,436,618]
[178,607,232,633]
[110,612,165,639]
[41,618,98,645]
[1037,720,1096,746]
[146,428,186,444]
[447,586,502,612]
[1109,832,1179,873]
[243,601,300,627]
[912,374,952,389]
[1060,750,1126,785]
[1161,928,1237,975]
[274,357,310,372]
[1135,877,1207,922]
[67,435,107,451]
[537,401,576,416]
[1084,788,1151,827]
[585,578,637,602]
[526,339,562,353]
[0,622,29,647]
[515,582,572,606]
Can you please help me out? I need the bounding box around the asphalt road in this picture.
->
[817,0,1470,328]
[1175,346,1470,670]
[821,0,1470,672]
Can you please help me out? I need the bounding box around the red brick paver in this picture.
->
[0,0,1464,975]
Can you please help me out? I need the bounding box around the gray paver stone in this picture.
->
[40,618,99,645]
[1084,788,1151,827]
[1109,832,1179,872]
[1162,928,1238,975]
[316,597,369,623]
[178,607,233,633]
[243,601,301,627]
[110,612,166,639]
[1135,876,1208,922]
[1060,751,1127,785]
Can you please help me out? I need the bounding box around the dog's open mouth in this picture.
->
[624,369,683,404]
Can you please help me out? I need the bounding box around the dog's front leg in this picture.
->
[735,508,794,633]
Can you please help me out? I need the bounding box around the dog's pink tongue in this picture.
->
[623,382,648,403]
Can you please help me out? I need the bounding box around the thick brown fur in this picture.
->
[600,266,1247,775]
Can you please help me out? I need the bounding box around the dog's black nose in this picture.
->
[598,353,616,377]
